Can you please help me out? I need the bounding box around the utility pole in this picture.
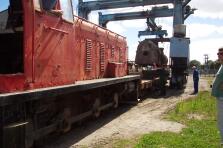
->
[204,54,209,76]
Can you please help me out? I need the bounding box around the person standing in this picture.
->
[158,65,168,96]
[192,65,199,94]
[212,47,223,145]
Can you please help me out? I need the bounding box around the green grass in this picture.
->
[204,76,215,86]
[113,139,138,148]
[168,91,216,122]
[113,91,221,148]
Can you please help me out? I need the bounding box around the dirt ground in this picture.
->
[45,76,210,148]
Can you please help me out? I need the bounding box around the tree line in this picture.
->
[189,59,221,75]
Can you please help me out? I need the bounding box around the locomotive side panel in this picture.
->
[80,22,98,80]
[75,18,128,80]
[0,0,34,92]
[106,35,128,77]
[34,12,76,87]
[0,0,128,92]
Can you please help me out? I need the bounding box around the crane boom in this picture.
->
[99,6,174,27]
[78,0,174,19]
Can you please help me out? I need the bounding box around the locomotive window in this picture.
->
[39,0,63,16]
[59,0,73,22]
[0,0,24,74]
[34,0,41,10]
[40,0,58,11]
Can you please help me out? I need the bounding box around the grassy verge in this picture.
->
[136,91,219,148]
[113,91,220,148]
[204,76,215,86]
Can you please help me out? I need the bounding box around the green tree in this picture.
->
[214,59,221,70]
[208,60,214,69]
[189,60,201,68]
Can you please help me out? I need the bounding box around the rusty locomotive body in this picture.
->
[135,39,168,67]
[0,0,129,93]
[0,0,140,147]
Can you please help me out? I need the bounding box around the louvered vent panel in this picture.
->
[100,43,105,72]
[85,39,92,71]
[119,48,123,63]
[111,46,115,58]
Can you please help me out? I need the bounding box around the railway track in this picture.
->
[43,76,209,148]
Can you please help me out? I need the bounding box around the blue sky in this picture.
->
[1,0,223,63]
[0,0,9,11]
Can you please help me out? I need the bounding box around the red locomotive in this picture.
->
[0,0,140,147]
[0,0,129,93]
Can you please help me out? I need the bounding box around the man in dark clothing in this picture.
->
[192,66,199,94]
[158,66,168,96]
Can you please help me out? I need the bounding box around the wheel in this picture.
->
[92,98,101,118]
[61,108,71,133]
[25,119,34,148]
[134,83,139,101]
[113,92,119,108]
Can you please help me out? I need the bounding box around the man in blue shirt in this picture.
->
[192,65,199,94]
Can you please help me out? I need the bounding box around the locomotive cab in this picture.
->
[0,0,24,74]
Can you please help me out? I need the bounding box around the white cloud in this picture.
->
[101,4,173,14]
[107,22,126,34]
[187,23,223,40]
[190,38,223,63]
[193,11,223,19]
[190,0,223,19]
[104,7,146,14]
[158,21,173,37]
[128,43,139,60]
[89,12,99,24]
[121,19,146,28]
[190,0,223,13]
